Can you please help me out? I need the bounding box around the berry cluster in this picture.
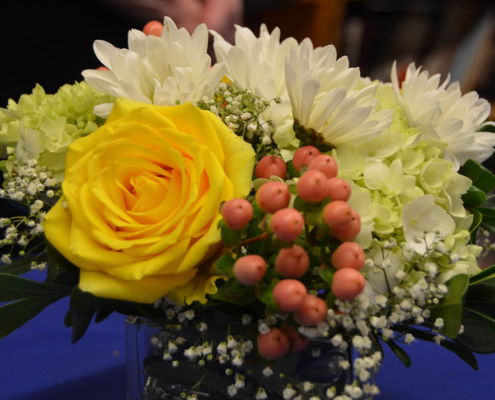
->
[219,146,366,361]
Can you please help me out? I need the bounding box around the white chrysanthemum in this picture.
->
[213,24,298,101]
[83,17,225,117]
[286,50,393,147]
[391,62,495,169]
[213,24,299,147]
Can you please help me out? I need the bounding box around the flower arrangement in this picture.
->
[2,17,495,399]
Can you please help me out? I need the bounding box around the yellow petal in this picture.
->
[168,265,226,305]
[203,111,255,198]
[79,268,197,303]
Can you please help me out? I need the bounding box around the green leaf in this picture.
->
[465,309,495,332]
[479,123,495,133]
[0,297,60,339]
[395,326,478,370]
[258,280,280,314]
[462,186,486,208]
[469,267,495,286]
[252,202,264,219]
[478,206,495,220]
[319,264,335,284]
[64,307,73,328]
[429,274,469,339]
[469,209,482,243]
[326,291,337,308]
[95,305,114,324]
[71,308,96,344]
[221,225,241,247]
[440,337,479,370]
[482,194,495,209]
[46,263,79,286]
[210,279,256,305]
[385,340,411,368]
[213,254,236,277]
[70,286,107,311]
[294,196,312,212]
[0,254,48,275]
[0,273,72,301]
[457,313,495,354]
[0,160,7,173]
[465,283,495,304]
[45,240,79,274]
[459,159,495,194]
[286,160,300,179]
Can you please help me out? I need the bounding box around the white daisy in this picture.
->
[285,50,393,147]
[213,24,298,100]
[213,24,298,147]
[391,62,495,169]
[82,17,225,118]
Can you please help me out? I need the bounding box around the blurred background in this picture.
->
[1,1,495,399]
[1,0,494,119]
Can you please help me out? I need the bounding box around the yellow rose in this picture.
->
[44,98,255,304]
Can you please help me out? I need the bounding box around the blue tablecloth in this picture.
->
[1,272,494,399]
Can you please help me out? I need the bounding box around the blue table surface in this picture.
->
[1,272,494,400]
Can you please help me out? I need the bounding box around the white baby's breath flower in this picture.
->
[339,360,350,370]
[227,384,238,397]
[326,387,336,399]
[217,342,227,355]
[434,335,444,345]
[283,387,297,399]
[227,335,237,348]
[434,318,445,329]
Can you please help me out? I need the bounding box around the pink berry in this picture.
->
[273,279,308,312]
[257,328,290,360]
[331,242,366,271]
[256,182,291,214]
[255,156,287,180]
[297,170,328,203]
[233,255,266,285]
[294,295,327,326]
[293,146,321,171]
[333,210,361,242]
[281,324,309,352]
[143,20,164,36]
[292,336,310,352]
[323,201,353,230]
[308,155,338,179]
[327,177,351,201]
[221,198,253,230]
[96,66,109,71]
[270,208,304,242]
[275,245,310,278]
[331,268,365,300]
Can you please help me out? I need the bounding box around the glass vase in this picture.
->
[126,315,350,400]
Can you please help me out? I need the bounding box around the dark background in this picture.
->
[1,1,495,398]
[1,0,494,106]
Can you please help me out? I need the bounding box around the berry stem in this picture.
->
[238,232,270,247]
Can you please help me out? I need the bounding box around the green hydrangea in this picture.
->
[0,82,114,179]
[333,86,472,247]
